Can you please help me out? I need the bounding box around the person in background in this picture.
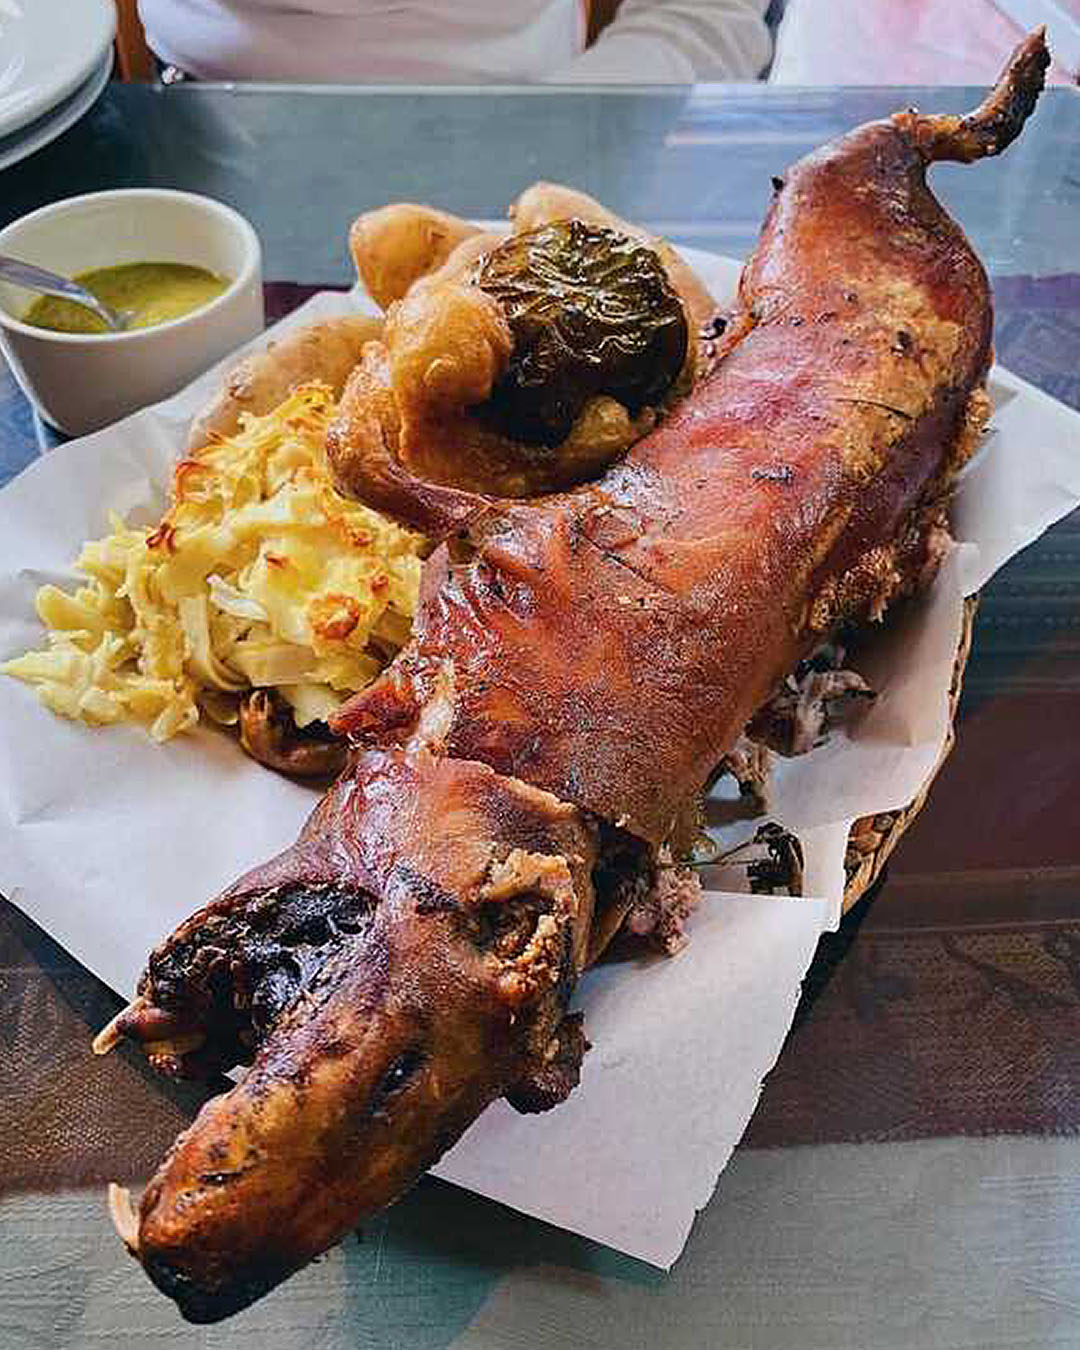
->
[771,0,1077,85]
[136,0,773,84]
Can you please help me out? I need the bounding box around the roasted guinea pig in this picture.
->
[97,33,1048,1321]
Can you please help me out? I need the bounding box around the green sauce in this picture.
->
[23,262,231,334]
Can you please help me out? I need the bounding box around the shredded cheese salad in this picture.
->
[3,385,425,741]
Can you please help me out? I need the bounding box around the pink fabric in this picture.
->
[772,0,1078,85]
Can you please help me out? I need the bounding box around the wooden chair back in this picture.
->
[114,0,154,82]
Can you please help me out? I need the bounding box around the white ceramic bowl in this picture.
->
[0,189,264,436]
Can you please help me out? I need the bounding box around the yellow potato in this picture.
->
[188,314,381,453]
[408,232,502,292]
[349,204,481,310]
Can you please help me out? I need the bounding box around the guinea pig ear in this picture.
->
[504,1012,589,1115]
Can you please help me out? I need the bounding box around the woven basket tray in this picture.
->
[841,594,979,912]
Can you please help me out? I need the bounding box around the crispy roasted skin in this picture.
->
[332,32,1045,844]
[103,33,1048,1321]
[121,749,626,1319]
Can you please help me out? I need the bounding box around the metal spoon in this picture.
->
[0,255,133,332]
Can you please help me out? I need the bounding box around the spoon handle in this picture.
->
[0,255,123,330]
[0,256,92,302]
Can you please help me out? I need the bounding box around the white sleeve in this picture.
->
[548,0,773,84]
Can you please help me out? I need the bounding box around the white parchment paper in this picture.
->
[1,253,1079,1270]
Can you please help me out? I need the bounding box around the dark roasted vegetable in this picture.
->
[472,220,688,445]
[238,690,346,781]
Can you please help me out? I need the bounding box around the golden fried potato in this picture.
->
[409,232,502,291]
[188,314,381,452]
[349,204,481,310]
[510,181,626,234]
[386,280,511,415]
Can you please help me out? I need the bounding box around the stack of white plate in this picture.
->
[0,0,116,173]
